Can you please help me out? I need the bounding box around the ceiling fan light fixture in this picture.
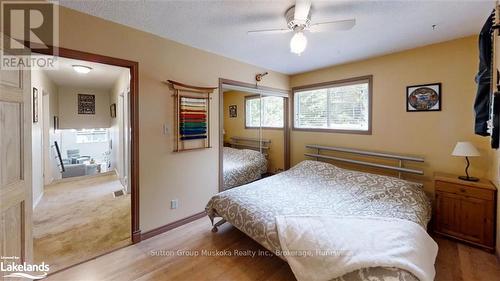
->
[72,65,92,74]
[290,31,307,55]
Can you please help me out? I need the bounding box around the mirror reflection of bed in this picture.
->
[221,88,286,191]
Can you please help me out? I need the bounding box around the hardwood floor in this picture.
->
[434,235,500,280]
[46,218,500,281]
[34,174,131,272]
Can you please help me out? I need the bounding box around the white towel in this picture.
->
[275,216,438,281]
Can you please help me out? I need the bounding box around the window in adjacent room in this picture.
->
[245,95,284,128]
[76,128,109,143]
[293,76,372,134]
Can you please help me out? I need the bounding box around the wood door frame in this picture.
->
[218,78,290,191]
[28,45,141,243]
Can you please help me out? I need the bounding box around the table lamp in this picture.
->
[451,142,480,182]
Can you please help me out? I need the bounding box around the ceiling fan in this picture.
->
[247,0,356,55]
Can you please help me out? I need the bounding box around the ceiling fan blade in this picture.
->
[294,0,311,24]
[247,28,292,35]
[309,19,356,33]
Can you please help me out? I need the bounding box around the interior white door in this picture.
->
[118,94,125,184]
[42,91,51,185]
[0,37,33,270]
[122,88,130,193]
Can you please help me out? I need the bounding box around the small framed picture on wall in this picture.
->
[78,94,96,114]
[406,83,441,112]
[33,87,38,123]
[110,103,117,118]
[53,116,59,131]
[229,105,237,118]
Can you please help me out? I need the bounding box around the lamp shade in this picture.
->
[451,142,480,157]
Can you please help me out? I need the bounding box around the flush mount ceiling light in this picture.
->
[72,65,92,74]
[247,0,356,56]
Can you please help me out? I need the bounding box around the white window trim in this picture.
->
[245,95,285,129]
[292,75,372,135]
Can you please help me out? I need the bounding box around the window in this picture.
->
[293,76,371,133]
[76,128,109,143]
[245,96,284,128]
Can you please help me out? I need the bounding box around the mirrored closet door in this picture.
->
[219,80,289,191]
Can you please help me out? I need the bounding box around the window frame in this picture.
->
[244,95,285,130]
[75,128,109,144]
[291,75,373,135]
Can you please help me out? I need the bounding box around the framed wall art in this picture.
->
[33,87,38,123]
[110,103,117,118]
[229,105,237,118]
[406,83,441,112]
[78,94,96,114]
[53,116,59,131]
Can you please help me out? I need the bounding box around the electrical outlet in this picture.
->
[170,199,178,209]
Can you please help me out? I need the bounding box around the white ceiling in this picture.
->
[58,0,495,75]
[41,56,128,90]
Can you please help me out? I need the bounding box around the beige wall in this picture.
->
[223,91,285,172]
[45,75,61,184]
[290,36,491,193]
[110,70,130,189]
[31,69,59,208]
[58,86,111,129]
[56,6,289,232]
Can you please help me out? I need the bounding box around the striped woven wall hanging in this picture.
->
[167,80,217,152]
[179,97,207,141]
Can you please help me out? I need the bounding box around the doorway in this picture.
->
[29,48,140,273]
[218,79,290,191]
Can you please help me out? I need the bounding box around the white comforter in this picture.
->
[275,216,438,281]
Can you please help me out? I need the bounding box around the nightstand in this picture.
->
[434,173,497,252]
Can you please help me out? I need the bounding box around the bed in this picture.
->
[222,147,267,190]
[206,160,432,281]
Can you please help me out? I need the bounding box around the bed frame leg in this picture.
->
[211,218,227,233]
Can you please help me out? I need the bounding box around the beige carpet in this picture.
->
[33,174,131,273]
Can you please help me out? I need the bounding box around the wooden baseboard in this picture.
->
[140,211,206,241]
[132,230,142,243]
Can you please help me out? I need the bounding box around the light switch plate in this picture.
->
[171,199,178,209]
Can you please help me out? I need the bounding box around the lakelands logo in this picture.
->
[1,1,59,70]
[1,256,49,279]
